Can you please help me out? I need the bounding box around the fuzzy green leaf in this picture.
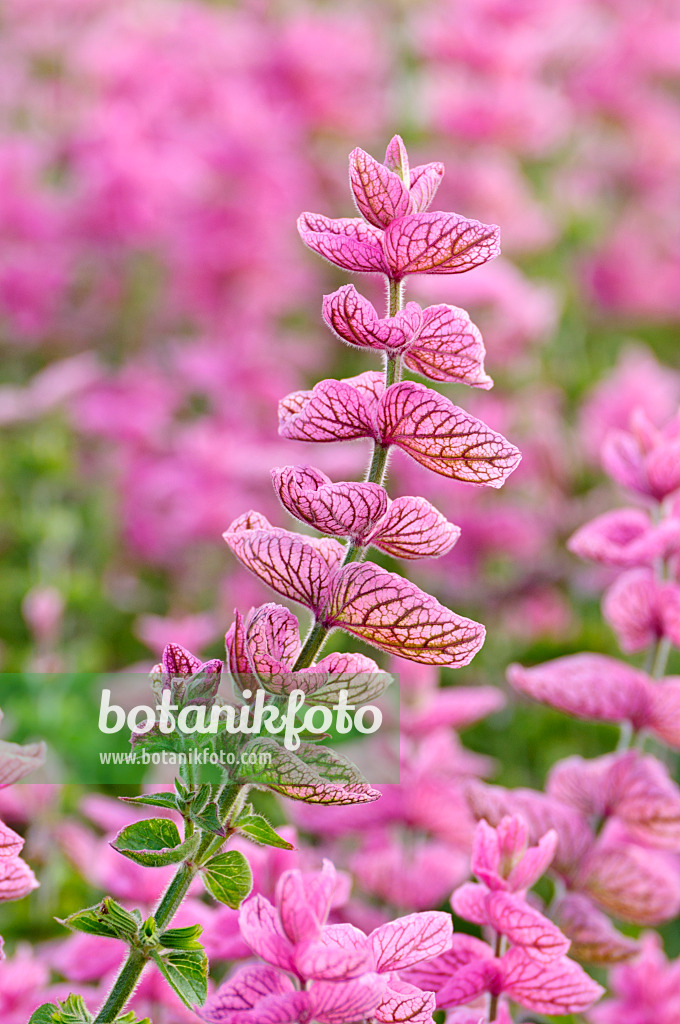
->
[201,849,253,908]
[111,818,200,867]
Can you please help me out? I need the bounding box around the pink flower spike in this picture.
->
[297,213,388,275]
[272,465,388,541]
[507,654,652,729]
[369,911,453,972]
[403,304,493,389]
[501,947,604,1014]
[223,511,343,614]
[366,495,461,560]
[378,381,521,486]
[325,561,485,666]
[383,212,500,280]
[322,285,422,355]
[349,146,411,229]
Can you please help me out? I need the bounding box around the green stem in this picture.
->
[94,786,245,1021]
[486,931,505,1022]
[94,950,147,1023]
[94,862,197,1022]
[292,279,404,673]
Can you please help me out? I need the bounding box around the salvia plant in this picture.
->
[27,136,623,1024]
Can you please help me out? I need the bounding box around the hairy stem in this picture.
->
[292,278,405,672]
[94,787,244,1022]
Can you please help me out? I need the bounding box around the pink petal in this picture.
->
[555,893,640,965]
[278,373,382,443]
[162,642,201,677]
[273,464,388,541]
[0,855,38,901]
[277,871,322,945]
[507,654,653,729]
[408,163,445,213]
[0,738,45,786]
[238,894,296,972]
[501,947,604,1014]
[349,147,411,229]
[485,891,570,964]
[295,923,372,980]
[245,603,301,679]
[384,135,410,181]
[506,830,558,892]
[308,975,385,1024]
[437,960,500,1009]
[367,495,460,559]
[382,212,500,279]
[602,569,662,653]
[568,508,679,567]
[0,821,24,859]
[369,910,453,972]
[297,213,388,274]
[201,964,295,1023]
[404,304,493,389]
[579,842,680,925]
[374,978,436,1024]
[325,562,485,666]
[378,381,521,487]
[647,679,680,749]
[309,651,390,707]
[404,935,493,994]
[322,284,422,354]
[223,511,343,614]
[470,819,502,889]
[301,859,338,926]
[451,882,489,925]
[225,609,252,685]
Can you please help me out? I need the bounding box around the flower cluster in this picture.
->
[201,859,452,1024]
[223,136,520,689]
[406,816,603,1021]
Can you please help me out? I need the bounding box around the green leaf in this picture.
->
[160,922,204,949]
[114,1015,151,1024]
[151,947,208,1008]
[59,897,139,941]
[201,849,253,908]
[236,737,379,805]
[39,995,92,1023]
[29,1007,59,1024]
[119,792,178,811]
[190,801,226,836]
[234,811,295,850]
[111,818,200,867]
